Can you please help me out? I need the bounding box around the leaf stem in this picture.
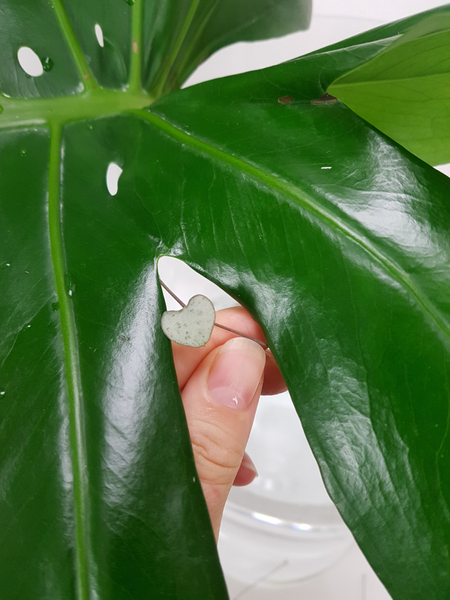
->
[48,123,91,600]
[159,279,187,308]
[0,89,152,131]
[152,0,200,98]
[213,322,269,349]
[52,0,97,90]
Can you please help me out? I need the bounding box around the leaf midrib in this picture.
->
[48,123,91,600]
[136,108,450,343]
[0,89,153,131]
[45,3,146,599]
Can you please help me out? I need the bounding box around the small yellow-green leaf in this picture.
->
[329,13,450,165]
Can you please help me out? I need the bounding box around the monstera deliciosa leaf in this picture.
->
[1,1,450,599]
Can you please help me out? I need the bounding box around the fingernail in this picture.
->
[208,337,266,410]
[241,453,258,477]
[234,453,259,487]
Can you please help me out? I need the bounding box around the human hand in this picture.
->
[172,306,286,540]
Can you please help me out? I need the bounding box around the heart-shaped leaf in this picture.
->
[161,294,215,347]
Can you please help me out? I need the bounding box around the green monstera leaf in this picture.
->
[1,2,450,600]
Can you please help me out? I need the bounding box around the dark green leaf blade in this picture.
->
[0,0,82,98]
[0,128,77,598]
[138,48,450,599]
[0,117,229,599]
[143,0,312,96]
[63,1,133,89]
[60,116,228,599]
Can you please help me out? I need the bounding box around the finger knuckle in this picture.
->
[189,421,242,486]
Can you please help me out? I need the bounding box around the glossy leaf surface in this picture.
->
[0,1,311,598]
[146,39,450,598]
[1,3,450,600]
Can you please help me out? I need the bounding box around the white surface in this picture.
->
[175,2,450,598]
[314,0,448,21]
[218,393,354,585]
[225,543,392,600]
[313,0,447,22]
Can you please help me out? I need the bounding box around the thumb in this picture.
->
[181,337,265,540]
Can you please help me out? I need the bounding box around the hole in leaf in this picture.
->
[158,256,238,312]
[436,163,450,177]
[106,163,123,196]
[95,24,104,48]
[17,47,44,77]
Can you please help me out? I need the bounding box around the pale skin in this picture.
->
[171,306,286,540]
